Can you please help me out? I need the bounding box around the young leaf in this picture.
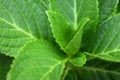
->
[69,53,86,67]
[49,0,99,49]
[78,59,120,80]
[98,0,118,24]
[7,40,67,80]
[0,0,51,57]
[87,14,120,62]
[47,11,89,55]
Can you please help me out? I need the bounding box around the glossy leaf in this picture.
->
[7,40,67,80]
[78,59,120,80]
[87,14,120,62]
[0,0,52,57]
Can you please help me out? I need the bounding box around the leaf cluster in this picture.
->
[0,0,120,80]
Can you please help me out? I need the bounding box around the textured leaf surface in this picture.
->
[47,11,89,55]
[0,54,13,80]
[78,59,120,80]
[0,0,51,57]
[98,0,118,24]
[50,0,98,30]
[69,53,86,67]
[7,40,67,80]
[50,0,98,49]
[87,14,120,62]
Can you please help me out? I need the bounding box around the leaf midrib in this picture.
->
[40,61,63,80]
[0,18,36,39]
[74,0,77,30]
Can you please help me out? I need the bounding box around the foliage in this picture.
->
[0,0,120,80]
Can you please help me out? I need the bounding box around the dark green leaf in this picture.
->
[98,0,118,24]
[0,54,13,80]
[77,59,120,80]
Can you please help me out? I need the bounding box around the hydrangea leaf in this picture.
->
[87,14,120,62]
[78,59,120,80]
[49,0,99,49]
[98,0,118,24]
[7,40,67,80]
[0,0,52,57]
[47,11,89,55]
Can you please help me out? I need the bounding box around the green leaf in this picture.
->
[0,0,52,57]
[69,53,86,67]
[50,0,98,30]
[65,70,77,80]
[87,14,120,62]
[78,59,120,80]
[7,40,67,80]
[0,54,13,80]
[47,11,89,55]
[117,0,120,13]
[98,0,118,24]
[49,0,98,49]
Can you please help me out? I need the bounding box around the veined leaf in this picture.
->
[47,11,89,55]
[50,0,98,47]
[78,59,120,80]
[98,0,118,24]
[50,0,98,30]
[87,14,120,62]
[0,0,51,57]
[7,40,67,80]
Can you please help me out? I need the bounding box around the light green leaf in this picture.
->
[98,0,118,24]
[69,53,86,67]
[78,59,120,80]
[7,40,67,80]
[87,14,120,62]
[47,11,89,55]
[0,0,52,57]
